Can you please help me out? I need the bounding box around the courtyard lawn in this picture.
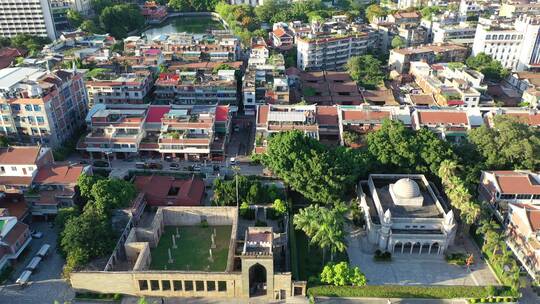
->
[294,229,348,282]
[150,226,231,271]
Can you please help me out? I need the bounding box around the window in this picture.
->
[138,280,148,291]
[486,35,491,40]
[161,280,171,291]
[36,116,44,124]
[11,166,17,171]
[207,281,216,292]
[533,195,540,200]
[218,281,227,292]
[25,104,33,111]
[173,280,182,291]
[11,104,20,111]
[33,105,41,111]
[499,194,515,200]
[517,194,532,200]
[150,280,159,291]
[195,280,204,291]
[184,281,194,291]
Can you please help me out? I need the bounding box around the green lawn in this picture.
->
[294,229,348,282]
[150,226,231,271]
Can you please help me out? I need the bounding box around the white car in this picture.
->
[32,231,43,239]
[230,157,236,166]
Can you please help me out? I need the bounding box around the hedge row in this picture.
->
[307,285,502,299]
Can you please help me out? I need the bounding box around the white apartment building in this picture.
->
[472,15,540,71]
[432,22,476,44]
[397,0,427,9]
[0,0,57,40]
[229,0,264,6]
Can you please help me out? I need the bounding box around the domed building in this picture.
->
[358,174,456,255]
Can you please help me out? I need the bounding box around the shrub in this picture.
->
[469,299,477,303]
[373,250,392,261]
[240,202,255,220]
[307,285,495,299]
[200,219,209,228]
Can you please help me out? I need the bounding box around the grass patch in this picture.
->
[308,285,506,299]
[295,229,348,283]
[149,226,231,271]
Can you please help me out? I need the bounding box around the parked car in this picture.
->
[233,125,240,132]
[230,157,237,166]
[147,162,163,170]
[135,162,146,169]
[31,231,43,239]
[93,160,109,167]
[193,164,201,172]
[169,163,181,170]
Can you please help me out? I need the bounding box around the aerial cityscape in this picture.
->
[0,0,540,303]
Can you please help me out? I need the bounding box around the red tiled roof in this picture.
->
[257,105,269,125]
[492,171,540,195]
[506,113,540,127]
[0,146,41,165]
[4,221,29,245]
[273,28,291,38]
[134,175,204,206]
[215,105,229,122]
[33,163,86,185]
[342,110,390,121]
[145,105,171,123]
[417,111,468,125]
[316,106,338,126]
[0,194,28,220]
[0,47,27,69]
[0,176,33,187]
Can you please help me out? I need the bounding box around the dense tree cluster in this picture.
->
[72,1,145,39]
[0,34,51,56]
[346,55,386,89]
[60,174,137,275]
[168,0,220,12]
[468,115,540,170]
[212,175,284,206]
[259,131,368,204]
[466,53,510,81]
[320,262,366,286]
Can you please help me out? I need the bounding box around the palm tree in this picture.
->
[293,204,323,252]
[311,208,346,263]
[438,160,460,185]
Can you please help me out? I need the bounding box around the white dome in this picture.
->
[393,178,421,199]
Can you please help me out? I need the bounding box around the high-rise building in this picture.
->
[472,15,540,71]
[0,67,89,147]
[0,0,57,40]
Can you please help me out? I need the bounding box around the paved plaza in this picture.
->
[347,227,499,286]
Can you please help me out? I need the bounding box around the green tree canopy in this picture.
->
[420,6,442,21]
[366,119,455,176]
[468,115,540,170]
[67,9,84,28]
[99,4,145,39]
[391,36,406,49]
[90,178,138,212]
[465,53,509,81]
[168,0,219,12]
[260,131,368,204]
[0,136,10,147]
[320,262,367,286]
[346,55,385,89]
[60,207,114,260]
[365,4,386,22]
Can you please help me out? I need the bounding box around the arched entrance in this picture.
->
[249,263,267,297]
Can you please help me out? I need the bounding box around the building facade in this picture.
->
[359,174,456,255]
[472,15,540,71]
[0,0,57,40]
[86,71,153,106]
[0,67,88,147]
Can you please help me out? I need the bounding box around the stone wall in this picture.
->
[161,206,237,226]
[70,271,243,298]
